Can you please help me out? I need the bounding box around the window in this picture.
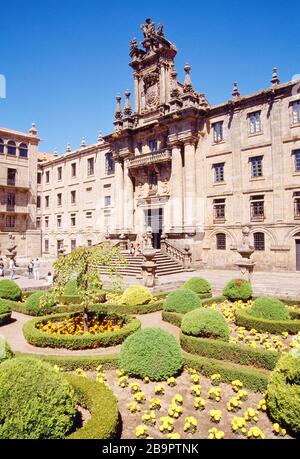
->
[45,216,49,228]
[71,190,76,204]
[86,211,93,219]
[294,192,300,219]
[71,240,77,251]
[214,199,226,222]
[254,232,265,251]
[213,122,224,143]
[7,193,15,211]
[250,195,265,221]
[149,140,158,153]
[104,196,111,207]
[37,172,42,184]
[71,214,76,227]
[71,163,77,177]
[57,215,62,228]
[294,149,300,172]
[87,158,94,176]
[19,143,28,158]
[0,138,4,154]
[7,168,16,186]
[292,101,300,125]
[248,111,262,134]
[216,233,226,250]
[45,196,49,208]
[58,167,62,181]
[36,218,41,229]
[7,141,16,156]
[44,239,49,253]
[250,156,263,178]
[37,196,41,208]
[105,152,115,175]
[57,193,62,207]
[6,215,16,228]
[87,240,92,247]
[214,163,225,183]
[45,171,50,183]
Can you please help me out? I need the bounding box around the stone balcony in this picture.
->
[0,178,30,190]
[128,149,172,169]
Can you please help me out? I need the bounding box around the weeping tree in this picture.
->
[51,243,126,332]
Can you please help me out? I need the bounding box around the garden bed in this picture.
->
[23,311,141,350]
[235,308,300,334]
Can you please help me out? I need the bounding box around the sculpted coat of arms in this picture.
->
[143,71,159,109]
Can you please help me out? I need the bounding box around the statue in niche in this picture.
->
[160,177,170,196]
[148,171,158,196]
[136,180,148,199]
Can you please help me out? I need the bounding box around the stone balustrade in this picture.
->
[128,149,172,169]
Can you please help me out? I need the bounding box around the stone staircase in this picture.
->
[100,250,186,277]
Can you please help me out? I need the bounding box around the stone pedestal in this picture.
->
[141,226,157,287]
[235,226,256,282]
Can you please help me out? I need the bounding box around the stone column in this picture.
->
[114,159,124,232]
[123,161,134,232]
[184,140,196,232]
[170,143,183,232]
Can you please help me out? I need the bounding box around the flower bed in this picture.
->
[66,375,119,439]
[23,312,141,350]
[235,307,300,334]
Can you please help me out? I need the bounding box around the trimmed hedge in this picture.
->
[180,333,278,371]
[0,335,13,363]
[59,295,82,306]
[121,285,153,307]
[249,296,290,321]
[235,307,300,334]
[162,310,183,328]
[0,279,22,301]
[0,358,76,439]
[15,352,119,371]
[184,352,270,393]
[51,301,164,316]
[223,279,253,301]
[119,328,184,381]
[0,299,12,326]
[183,277,212,295]
[66,375,119,439]
[202,296,226,306]
[267,351,300,435]
[23,312,141,350]
[164,288,202,314]
[181,308,230,342]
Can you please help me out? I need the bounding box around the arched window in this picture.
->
[216,233,226,250]
[7,141,16,156]
[19,143,28,158]
[254,232,265,251]
[0,138,4,154]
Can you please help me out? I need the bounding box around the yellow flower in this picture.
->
[127,402,141,414]
[172,394,183,405]
[129,382,141,393]
[143,376,150,383]
[194,397,206,411]
[167,377,176,386]
[191,385,202,396]
[183,416,197,434]
[149,398,161,410]
[167,433,181,439]
[135,424,148,439]
[210,409,222,423]
[154,384,165,395]
[247,426,265,439]
[142,410,156,425]
[191,374,200,383]
[134,391,146,403]
[208,427,225,440]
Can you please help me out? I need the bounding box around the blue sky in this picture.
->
[1,0,300,153]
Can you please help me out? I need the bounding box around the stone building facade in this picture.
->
[2,19,300,271]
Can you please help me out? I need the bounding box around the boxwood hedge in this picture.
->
[66,375,119,439]
[180,333,278,371]
[0,335,13,363]
[235,307,300,334]
[23,312,141,350]
[162,310,183,328]
[0,279,22,301]
[181,308,230,342]
[183,277,212,295]
[164,288,202,314]
[0,299,12,326]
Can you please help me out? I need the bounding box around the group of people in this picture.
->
[27,259,41,280]
[0,257,17,280]
[129,242,142,257]
[0,256,53,286]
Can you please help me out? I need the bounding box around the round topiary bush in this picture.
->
[0,299,12,325]
[24,291,45,316]
[267,348,300,435]
[0,335,13,363]
[223,279,253,302]
[181,308,230,341]
[0,279,22,302]
[120,285,153,307]
[183,277,212,295]
[0,357,76,439]
[249,296,290,321]
[164,288,202,314]
[119,328,184,381]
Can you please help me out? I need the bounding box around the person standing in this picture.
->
[45,272,53,286]
[27,259,33,279]
[8,258,15,280]
[0,258,4,277]
[33,258,40,280]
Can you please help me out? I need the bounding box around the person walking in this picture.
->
[33,258,40,280]
[27,259,33,279]
[0,258,4,277]
[8,258,15,280]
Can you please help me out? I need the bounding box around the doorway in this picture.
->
[144,208,164,249]
[296,240,300,271]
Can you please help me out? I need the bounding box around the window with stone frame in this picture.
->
[250,195,265,221]
[213,199,226,222]
[37,172,42,184]
[71,190,76,205]
[44,239,49,253]
[71,239,77,251]
[7,193,15,211]
[37,195,41,208]
[7,141,16,156]
[293,149,300,172]
[7,168,16,186]
[213,121,224,143]
[57,166,62,181]
[86,211,93,219]
[87,158,94,176]
[45,195,49,208]
[292,100,300,125]
[6,215,16,228]
[105,152,115,175]
[104,195,111,207]
[70,214,76,227]
[57,215,62,228]
[57,193,62,207]
[250,156,263,178]
[294,192,300,219]
[149,139,158,153]
[36,218,41,229]
[0,138,4,154]
[45,171,50,183]
[71,162,77,177]
[19,143,28,158]
[248,111,262,135]
[213,163,225,183]
[45,216,49,228]
[216,233,226,250]
[254,232,265,251]
[87,240,92,247]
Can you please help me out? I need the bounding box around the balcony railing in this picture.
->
[0,178,30,189]
[128,149,172,169]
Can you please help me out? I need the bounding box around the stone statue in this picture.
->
[157,23,164,37]
[161,177,170,196]
[130,38,138,51]
[140,18,156,38]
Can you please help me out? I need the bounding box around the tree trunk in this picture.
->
[83,277,89,333]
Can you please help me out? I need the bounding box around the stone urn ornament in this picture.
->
[235,226,256,282]
[141,226,158,288]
